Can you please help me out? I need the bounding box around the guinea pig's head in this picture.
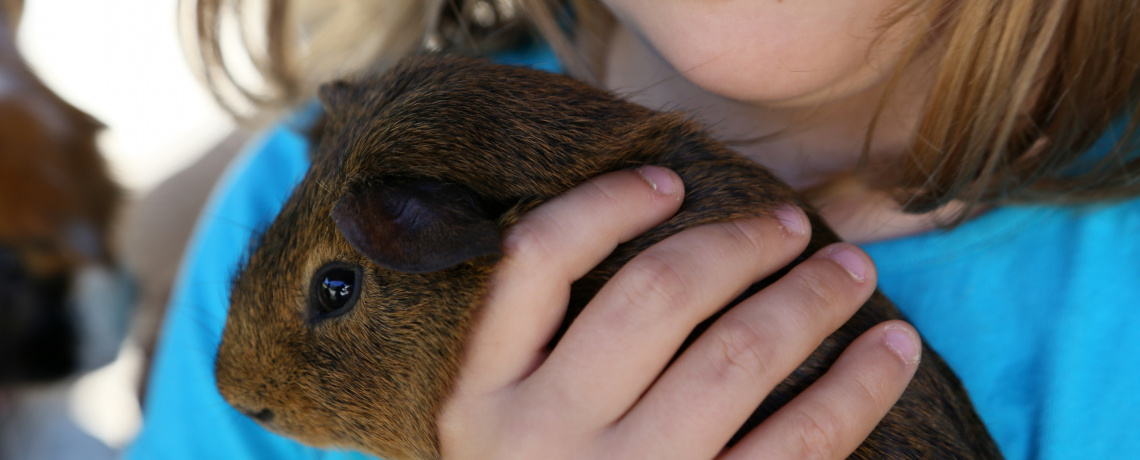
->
[215,55,649,459]
[215,169,506,459]
[213,65,520,457]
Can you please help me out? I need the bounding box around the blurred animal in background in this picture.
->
[0,0,133,459]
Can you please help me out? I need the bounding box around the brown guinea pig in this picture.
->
[214,55,1002,460]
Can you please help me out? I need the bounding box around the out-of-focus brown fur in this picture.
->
[0,100,115,272]
[216,55,1003,460]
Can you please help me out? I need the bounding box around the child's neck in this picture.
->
[604,24,963,243]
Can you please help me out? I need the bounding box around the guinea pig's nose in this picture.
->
[252,408,275,423]
[236,406,276,423]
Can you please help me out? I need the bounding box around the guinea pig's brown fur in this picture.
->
[215,55,1003,460]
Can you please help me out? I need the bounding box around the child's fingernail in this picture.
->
[774,205,807,235]
[635,166,675,196]
[826,245,867,282]
[883,325,921,364]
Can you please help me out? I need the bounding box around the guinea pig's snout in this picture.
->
[216,330,310,434]
[219,380,274,421]
[217,359,278,424]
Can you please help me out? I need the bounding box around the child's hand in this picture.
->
[437,166,921,459]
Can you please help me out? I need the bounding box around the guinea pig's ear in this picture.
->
[318,81,352,113]
[332,180,502,273]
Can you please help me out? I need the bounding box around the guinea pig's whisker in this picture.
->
[176,309,225,339]
[199,213,262,234]
[622,48,733,102]
[168,336,224,364]
[199,399,248,424]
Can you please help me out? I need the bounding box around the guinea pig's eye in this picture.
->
[309,263,363,321]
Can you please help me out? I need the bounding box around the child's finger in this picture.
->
[607,243,878,459]
[721,320,921,460]
[521,211,811,424]
[457,166,685,393]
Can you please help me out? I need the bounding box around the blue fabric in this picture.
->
[860,198,1140,460]
[127,55,1139,459]
[485,38,561,73]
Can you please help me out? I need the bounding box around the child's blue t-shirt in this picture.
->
[125,73,1140,460]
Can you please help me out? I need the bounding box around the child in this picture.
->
[129,1,1140,459]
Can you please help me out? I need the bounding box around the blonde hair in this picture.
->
[180,0,528,122]
[182,0,1140,218]
[893,0,1140,218]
